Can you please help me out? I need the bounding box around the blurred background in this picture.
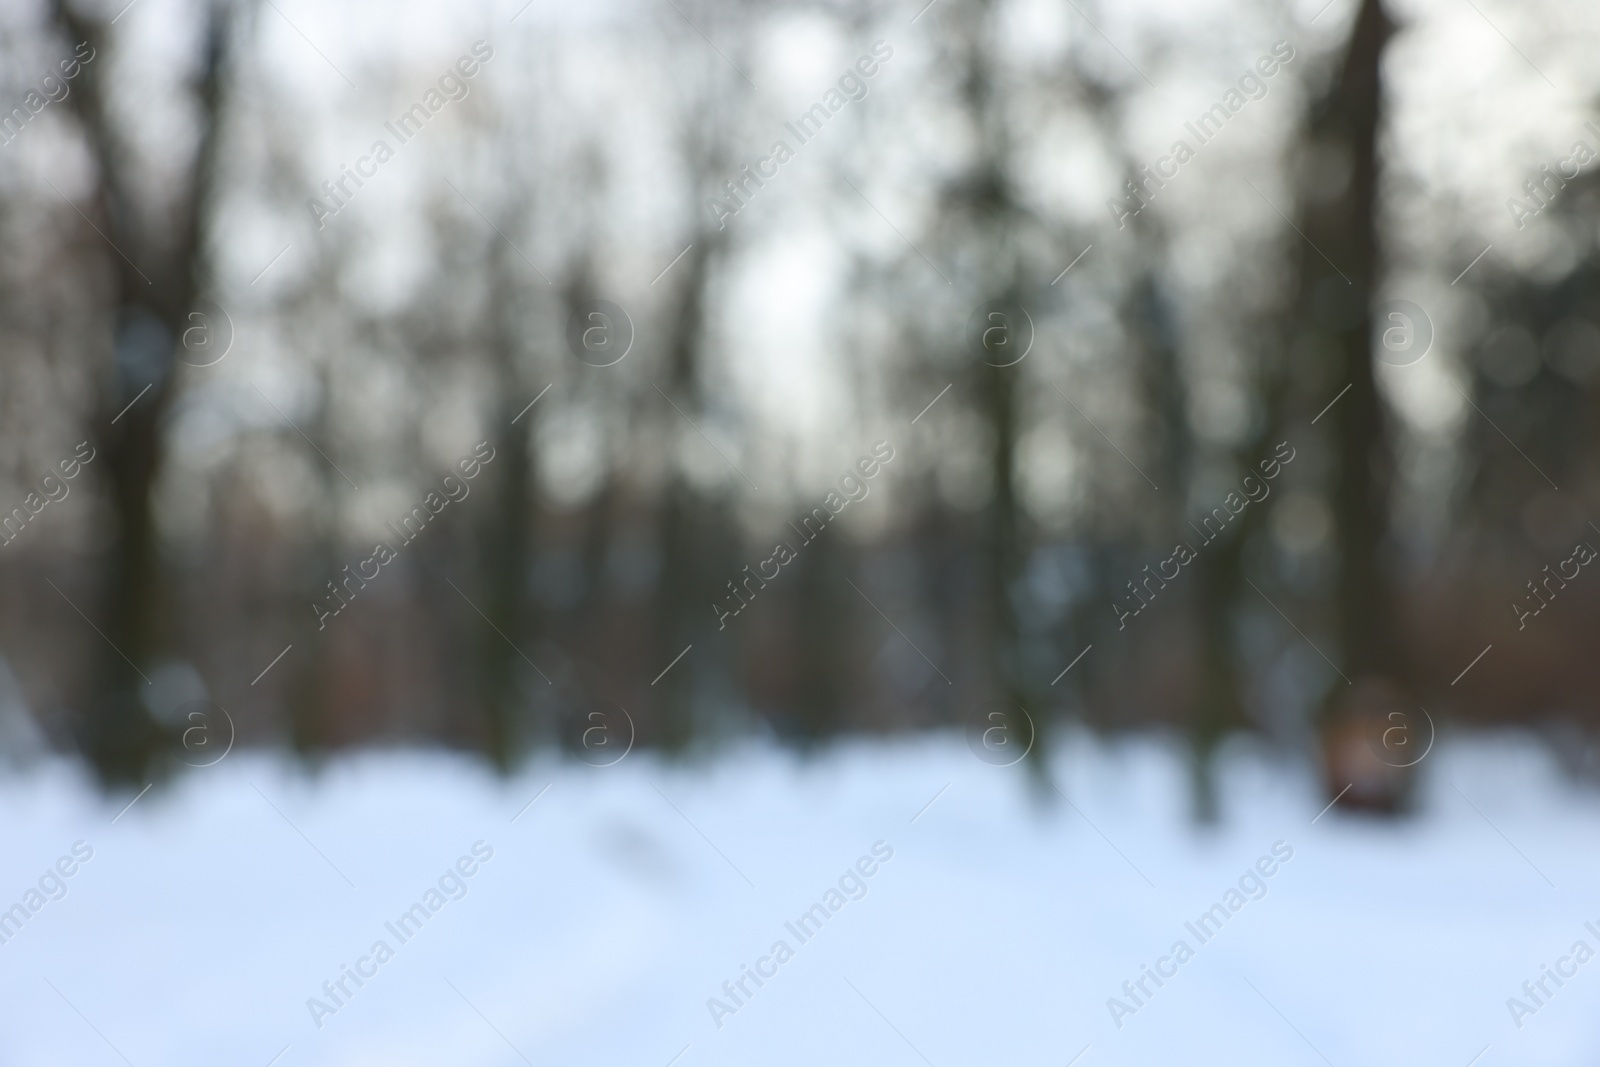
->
[3,0,1599,808]
[4,0,1600,1060]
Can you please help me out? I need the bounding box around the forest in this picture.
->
[0,0,1595,823]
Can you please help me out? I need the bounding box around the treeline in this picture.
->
[0,0,1598,813]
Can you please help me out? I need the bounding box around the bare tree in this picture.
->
[50,0,249,784]
[1288,0,1407,809]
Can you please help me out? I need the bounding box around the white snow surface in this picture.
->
[0,731,1596,1066]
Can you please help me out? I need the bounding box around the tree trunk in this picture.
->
[1295,0,1409,810]
[52,0,239,784]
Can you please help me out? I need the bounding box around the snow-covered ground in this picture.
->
[0,731,1596,1066]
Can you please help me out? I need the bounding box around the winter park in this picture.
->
[3,0,1600,1063]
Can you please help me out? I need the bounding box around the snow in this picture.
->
[0,731,1596,1066]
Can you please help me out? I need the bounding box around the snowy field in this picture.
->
[0,732,1596,1067]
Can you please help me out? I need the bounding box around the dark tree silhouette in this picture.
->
[51,0,248,784]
